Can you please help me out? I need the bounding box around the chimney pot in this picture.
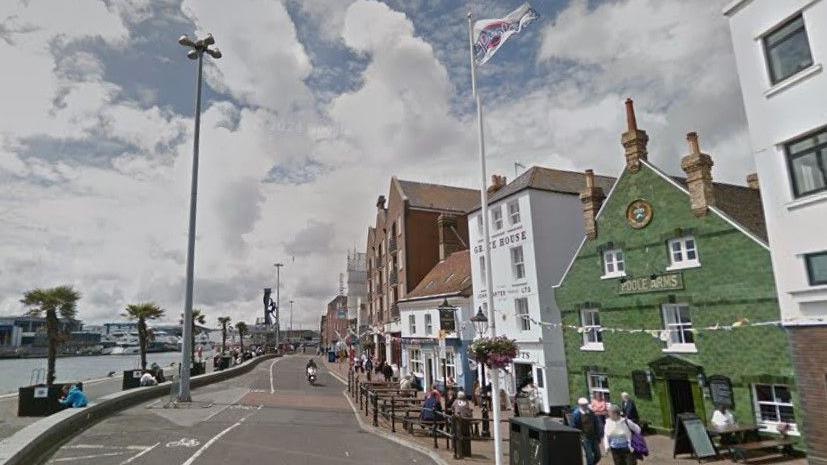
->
[747,173,759,190]
[680,132,716,217]
[687,132,701,154]
[376,195,386,209]
[621,98,649,173]
[487,174,507,193]
[625,98,637,131]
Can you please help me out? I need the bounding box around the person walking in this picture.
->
[620,392,639,423]
[364,356,373,381]
[591,392,609,430]
[603,404,642,465]
[571,398,602,465]
[382,361,393,382]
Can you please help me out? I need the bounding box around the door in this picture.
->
[668,378,695,426]
[426,358,434,390]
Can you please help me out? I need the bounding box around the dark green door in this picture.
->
[668,379,695,426]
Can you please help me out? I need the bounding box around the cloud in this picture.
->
[284,219,337,257]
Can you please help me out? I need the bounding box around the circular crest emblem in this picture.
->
[626,200,653,229]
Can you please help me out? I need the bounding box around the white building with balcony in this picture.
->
[467,169,615,413]
[725,1,827,462]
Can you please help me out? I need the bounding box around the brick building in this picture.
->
[365,177,478,365]
[555,101,802,445]
[321,295,349,351]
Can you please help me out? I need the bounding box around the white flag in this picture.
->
[473,3,539,65]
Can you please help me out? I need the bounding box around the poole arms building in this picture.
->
[555,101,803,445]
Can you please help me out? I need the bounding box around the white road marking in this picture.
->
[166,438,200,448]
[180,413,252,465]
[52,451,127,462]
[64,445,149,450]
[269,359,277,394]
[118,442,160,465]
[345,451,350,457]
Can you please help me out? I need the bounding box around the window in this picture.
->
[491,206,503,230]
[786,127,827,198]
[662,304,695,352]
[408,314,416,334]
[580,308,603,350]
[409,349,423,374]
[444,350,456,381]
[479,256,486,285]
[477,214,483,235]
[806,252,827,285]
[587,373,610,403]
[424,314,433,335]
[667,236,700,270]
[535,367,545,389]
[515,298,530,331]
[753,384,798,434]
[763,14,813,85]
[507,200,521,225]
[511,246,525,280]
[602,249,625,278]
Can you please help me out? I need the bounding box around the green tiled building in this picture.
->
[554,101,802,443]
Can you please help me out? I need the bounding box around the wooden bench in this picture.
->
[730,439,795,462]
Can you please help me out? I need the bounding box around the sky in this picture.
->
[0,0,752,331]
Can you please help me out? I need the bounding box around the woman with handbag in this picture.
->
[602,404,645,465]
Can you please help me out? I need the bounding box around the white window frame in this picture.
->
[479,255,486,285]
[580,308,604,351]
[424,313,433,335]
[409,349,423,374]
[511,246,526,280]
[491,206,503,231]
[515,297,530,331]
[752,384,799,435]
[587,373,610,403]
[444,349,456,381]
[661,304,696,353]
[507,200,521,225]
[666,235,700,270]
[408,314,416,334]
[601,249,626,278]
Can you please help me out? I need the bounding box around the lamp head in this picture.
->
[186,49,199,60]
[206,48,222,59]
[178,35,195,48]
[204,33,215,46]
[471,306,489,336]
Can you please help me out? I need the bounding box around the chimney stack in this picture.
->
[487,174,507,194]
[622,98,649,173]
[437,213,460,261]
[580,169,606,240]
[746,173,759,190]
[681,132,716,217]
[376,195,386,210]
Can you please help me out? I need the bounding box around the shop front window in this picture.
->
[753,384,798,434]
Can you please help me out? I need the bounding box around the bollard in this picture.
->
[391,397,396,433]
[359,384,363,410]
[452,415,460,459]
[433,419,439,449]
[372,393,378,427]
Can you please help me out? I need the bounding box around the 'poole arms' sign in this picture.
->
[619,272,683,295]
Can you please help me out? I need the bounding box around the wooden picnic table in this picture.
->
[708,424,794,462]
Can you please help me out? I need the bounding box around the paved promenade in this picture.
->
[43,355,437,465]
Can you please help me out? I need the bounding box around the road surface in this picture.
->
[45,355,436,465]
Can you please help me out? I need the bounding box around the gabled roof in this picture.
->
[403,250,472,300]
[394,178,480,213]
[669,176,767,242]
[470,166,616,212]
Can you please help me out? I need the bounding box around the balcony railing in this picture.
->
[388,237,398,253]
[390,303,400,320]
[389,269,398,285]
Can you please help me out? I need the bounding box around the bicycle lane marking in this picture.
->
[180,406,261,465]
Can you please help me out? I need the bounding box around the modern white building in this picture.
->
[467,170,615,413]
[725,1,827,462]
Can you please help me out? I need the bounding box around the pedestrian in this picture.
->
[382,361,393,382]
[364,356,373,381]
[400,374,413,391]
[571,397,602,465]
[445,389,457,416]
[59,384,88,408]
[420,388,443,422]
[354,355,363,373]
[453,391,473,418]
[591,392,609,430]
[139,370,157,386]
[710,404,736,428]
[620,392,639,423]
[520,377,539,416]
[603,404,642,465]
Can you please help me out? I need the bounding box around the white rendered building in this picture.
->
[725,1,827,462]
[467,170,614,413]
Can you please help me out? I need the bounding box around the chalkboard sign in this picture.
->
[674,413,717,461]
[708,376,733,408]
[632,370,652,400]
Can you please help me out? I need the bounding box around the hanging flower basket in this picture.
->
[468,336,518,369]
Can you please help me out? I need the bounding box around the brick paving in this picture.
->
[325,360,807,465]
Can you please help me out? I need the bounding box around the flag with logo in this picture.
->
[473,3,539,65]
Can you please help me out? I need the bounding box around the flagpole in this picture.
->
[468,11,503,465]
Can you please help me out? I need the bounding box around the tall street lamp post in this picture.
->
[177,33,221,403]
[274,263,283,348]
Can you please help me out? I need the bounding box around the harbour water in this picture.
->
[0,352,183,394]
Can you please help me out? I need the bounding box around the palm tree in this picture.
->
[236,321,249,355]
[123,303,165,371]
[218,316,231,353]
[181,308,207,365]
[21,286,81,385]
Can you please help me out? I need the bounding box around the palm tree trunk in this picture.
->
[240,334,244,354]
[221,326,227,353]
[138,318,148,370]
[46,310,57,385]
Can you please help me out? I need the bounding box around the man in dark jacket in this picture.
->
[571,397,602,465]
[621,392,640,423]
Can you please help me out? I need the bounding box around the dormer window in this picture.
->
[602,249,625,278]
[667,236,700,270]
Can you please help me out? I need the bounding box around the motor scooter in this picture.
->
[306,366,317,385]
